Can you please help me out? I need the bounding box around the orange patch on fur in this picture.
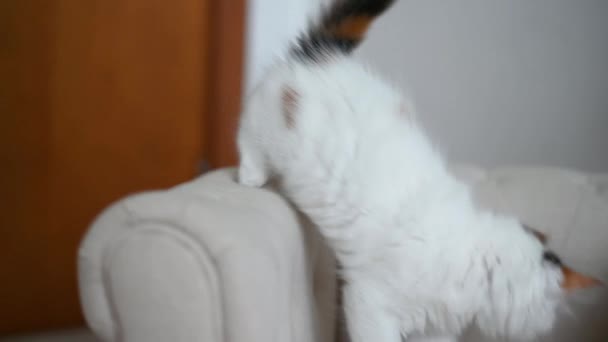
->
[561,266,602,292]
[523,224,548,244]
[282,86,299,129]
[531,230,547,244]
[329,15,373,41]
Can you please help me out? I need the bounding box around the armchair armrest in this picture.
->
[78,169,336,342]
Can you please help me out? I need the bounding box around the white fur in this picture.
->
[237,57,564,341]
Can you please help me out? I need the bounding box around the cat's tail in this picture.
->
[291,0,396,62]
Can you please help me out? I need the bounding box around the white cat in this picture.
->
[236,0,601,341]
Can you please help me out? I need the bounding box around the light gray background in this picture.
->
[246,0,608,171]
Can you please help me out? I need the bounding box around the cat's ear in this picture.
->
[561,266,603,292]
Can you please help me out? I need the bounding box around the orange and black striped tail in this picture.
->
[292,0,396,62]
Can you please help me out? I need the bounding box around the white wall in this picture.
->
[245,0,608,171]
[244,0,320,91]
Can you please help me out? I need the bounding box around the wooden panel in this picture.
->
[0,0,55,334]
[0,0,209,334]
[206,0,247,168]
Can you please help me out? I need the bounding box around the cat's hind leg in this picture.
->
[343,283,402,342]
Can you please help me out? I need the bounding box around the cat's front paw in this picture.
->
[238,165,268,187]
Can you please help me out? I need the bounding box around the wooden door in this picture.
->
[0,0,244,335]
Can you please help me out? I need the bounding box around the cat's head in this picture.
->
[475,218,602,340]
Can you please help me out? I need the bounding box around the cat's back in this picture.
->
[279,59,448,211]
[289,58,403,126]
[284,58,414,152]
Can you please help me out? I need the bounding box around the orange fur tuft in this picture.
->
[328,15,373,41]
[282,86,299,129]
